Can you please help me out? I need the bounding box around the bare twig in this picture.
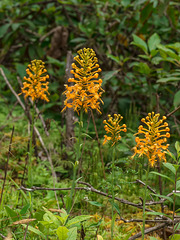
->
[128,223,167,240]
[0,126,14,206]
[136,179,157,194]
[20,181,154,212]
[166,105,180,118]
[0,233,5,239]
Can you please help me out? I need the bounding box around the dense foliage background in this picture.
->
[0,0,180,239]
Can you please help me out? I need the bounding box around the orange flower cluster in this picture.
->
[20,60,49,102]
[62,48,104,114]
[103,114,127,146]
[132,112,170,166]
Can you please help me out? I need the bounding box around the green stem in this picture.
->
[111,146,116,239]
[142,163,150,240]
[28,102,35,187]
[69,109,83,212]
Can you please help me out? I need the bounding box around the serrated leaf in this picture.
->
[67,227,77,240]
[66,215,92,227]
[131,34,148,54]
[173,91,180,108]
[150,171,174,183]
[163,162,176,175]
[148,33,161,52]
[56,226,69,240]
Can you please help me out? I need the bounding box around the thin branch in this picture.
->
[20,181,154,212]
[128,223,167,240]
[166,105,180,118]
[0,233,5,239]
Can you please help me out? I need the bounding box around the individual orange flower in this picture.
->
[132,112,170,166]
[103,114,127,146]
[19,60,49,102]
[62,48,104,114]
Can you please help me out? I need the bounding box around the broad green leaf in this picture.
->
[173,90,180,108]
[173,193,180,198]
[150,171,174,183]
[97,235,104,240]
[132,34,148,54]
[157,77,180,83]
[163,162,176,175]
[176,180,180,190]
[170,234,180,240]
[42,208,60,227]
[106,53,120,64]
[166,151,176,162]
[66,215,92,227]
[151,193,173,203]
[175,141,180,153]
[15,63,26,79]
[20,204,30,215]
[5,206,19,221]
[140,2,153,24]
[102,70,119,82]
[22,224,46,239]
[47,56,64,67]
[56,226,69,240]
[67,227,77,240]
[157,44,179,60]
[0,23,10,38]
[148,33,161,52]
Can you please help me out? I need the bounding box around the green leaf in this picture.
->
[157,44,179,60]
[176,180,180,190]
[20,204,30,215]
[170,234,180,240]
[42,207,61,227]
[163,162,176,175]
[56,226,69,240]
[131,34,148,54]
[150,237,158,240]
[47,56,64,67]
[150,171,174,183]
[173,91,180,108]
[148,33,161,52]
[173,193,180,198]
[22,224,46,239]
[166,151,177,162]
[67,227,77,240]
[106,53,120,64]
[157,77,180,83]
[175,141,180,153]
[146,211,171,218]
[66,215,92,227]
[15,63,27,79]
[5,206,19,221]
[87,201,103,207]
[102,70,119,82]
[0,23,10,38]
[140,3,153,24]
[150,193,173,203]
[174,222,180,231]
